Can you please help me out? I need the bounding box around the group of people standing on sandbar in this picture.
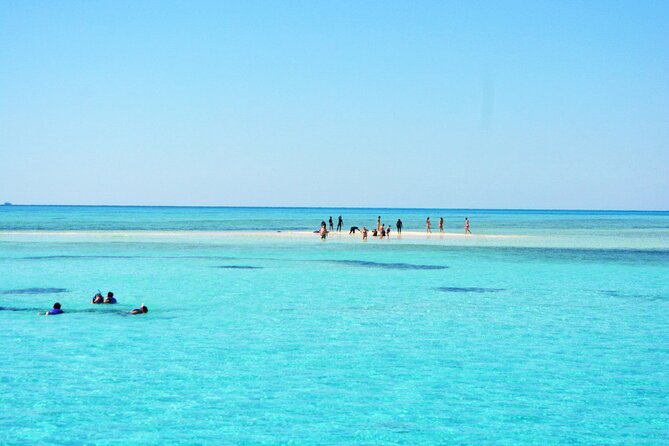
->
[318,215,472,240]
[425,216,472,234]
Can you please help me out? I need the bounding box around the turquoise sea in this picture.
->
[1,206,668,445]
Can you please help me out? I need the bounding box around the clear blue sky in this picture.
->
[1,1,667,209]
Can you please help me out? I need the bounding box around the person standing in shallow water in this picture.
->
[439,217,444,233]
[377,216,381,231]
[465,217,472,234]
[396,219,403,235]
[337,216,343,232]
[426,217,432,233]
[328,216,334,231]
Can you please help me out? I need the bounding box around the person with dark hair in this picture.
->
[45,302,63,316]
[465,217,472,234]
[362,227,368,241]
[426,217,432,233]
[337,216,343,232]
[396,219,403,234]
[380,224,385,239]
[328,216,334,231]
[439,217,444,233]
[91,292,104,304]
[131,304,148,315]
[386,225,391,238]
[104,292,117,304]
[377,216,381,231]
[349,226,360,234]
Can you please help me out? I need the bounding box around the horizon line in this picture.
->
[2,203,668,213]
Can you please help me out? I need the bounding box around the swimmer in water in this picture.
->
[91,292,104,304]
[104,292,117,304]
[131,304,148,315]
[45,302,63,316]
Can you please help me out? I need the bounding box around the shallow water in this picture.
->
[1,206,668,444]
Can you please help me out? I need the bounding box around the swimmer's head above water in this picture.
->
[131,304,148,315]
[45,302,63,316]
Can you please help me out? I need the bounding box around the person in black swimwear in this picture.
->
[328,216,333,231]
[349,226,360,234]
[337,216,343,232]
[396,219,403,234]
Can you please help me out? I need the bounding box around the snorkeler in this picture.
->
[131,304,148,315]
[104,292,117,304]
[91,292,104,304]
[45,302,63,316]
